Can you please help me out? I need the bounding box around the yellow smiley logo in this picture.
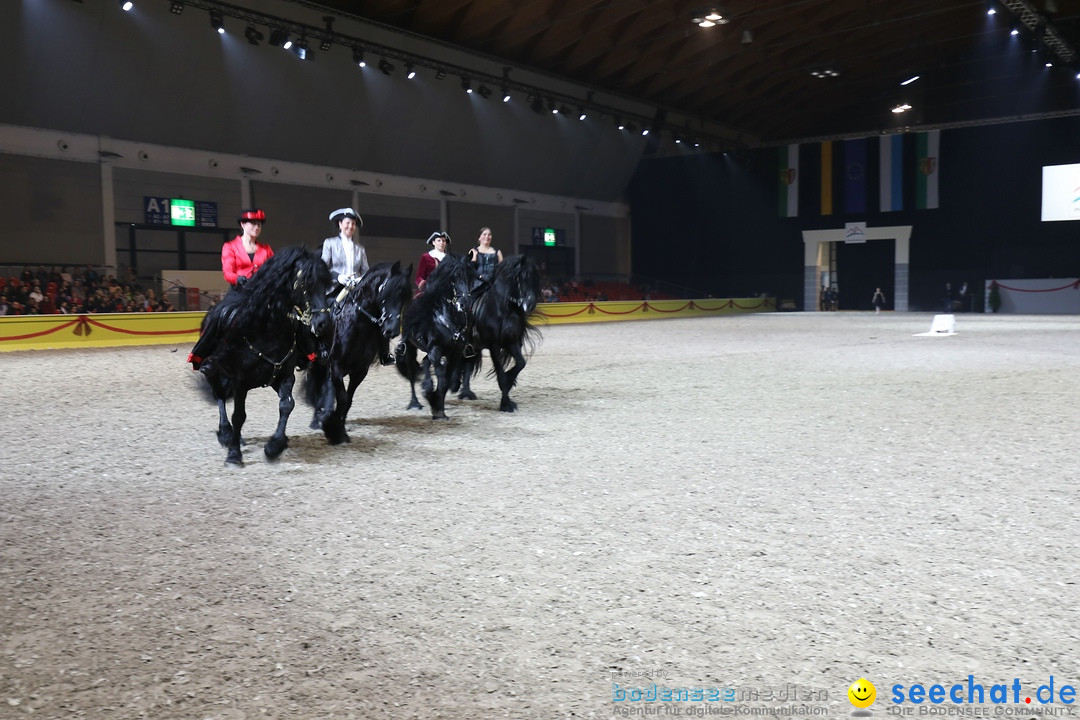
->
[848,678,876,708]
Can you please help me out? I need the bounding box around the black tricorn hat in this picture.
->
[427,231,451,245]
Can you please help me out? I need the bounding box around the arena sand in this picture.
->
[1,312,1078,719]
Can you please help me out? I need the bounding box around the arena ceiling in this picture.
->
[298,0,1080,146]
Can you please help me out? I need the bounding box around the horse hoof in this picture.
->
[225,453,243,466]
[326,429,350,445]
[500,400,517,412]
[264,437,288,460]
[407,400,423,410]
[458,390,477,401]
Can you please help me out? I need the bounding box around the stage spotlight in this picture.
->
[435,69,446,80]
[549,100,559,114]
[353,47,366,66]
[477,85,492,98]
[209,11,224,34]
[461,76,472,93]
[578,107,587,120]
[120,0,133,10]
[269,28,287,47]
[244,26,264,45]
[987,1,997,14]
[641,127,650,136]
[379,58,394,75]
[406,63,416,79]
[320,38,332,52]
[615,117,625,130]
[292,39,310,60]
[529,95,544,114]
[502,87,511,102]
[169,1,183,14]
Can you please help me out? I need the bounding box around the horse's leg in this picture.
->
[226,388,247,466]
[406,348,424,410]
[457,355,478,400]
[216,397,232,446]
[264,373,296,460]
[323,373,350,445]
[342,365,369,419]
[310,372,334,430]
[424,348,448,419]
[498,344,528,412]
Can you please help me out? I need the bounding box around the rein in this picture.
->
[245,334,297,373]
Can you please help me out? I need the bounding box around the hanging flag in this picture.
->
[916,129,940,209]
[778,144,799,218]
[820,141,834,216]
[879,134,904,212]
[843,138,867,214]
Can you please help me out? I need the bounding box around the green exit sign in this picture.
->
[170,198,196,227]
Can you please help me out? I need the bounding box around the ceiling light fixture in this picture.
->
[320,16,333,51]
[406,63,416,79]
[379,58,394,75]
[892,103,912,114]
[169,1,183,14]
[209,10,224,34]
[120,0,133,11]
[501,87,511,102]
[461,76,472,93]
[693,10,729,27]
[292,38,310,60]
[244,25,264,45]
[900,75,920,85]
[269,28,287,47]
[435,69,446,80]
[352,47,366,67]
[478,85,492,98]
[578,107,587,120]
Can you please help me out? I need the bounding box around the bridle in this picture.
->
[289,264,331,331]
[246,261,328,376]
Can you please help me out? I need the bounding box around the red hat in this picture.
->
[239,208,266,224]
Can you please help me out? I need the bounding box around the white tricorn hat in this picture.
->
[329,207,363,226]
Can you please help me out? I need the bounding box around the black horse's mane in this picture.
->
[409,254,476,317]
[338,261,406,309]
[213,246,330,333]
[472,254,542,357]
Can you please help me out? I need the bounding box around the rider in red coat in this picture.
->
[222,209,273,286]
[188,209,272,370]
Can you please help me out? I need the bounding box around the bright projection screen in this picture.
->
[1041,163,1080,221]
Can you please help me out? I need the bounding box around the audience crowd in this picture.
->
[0,265,175,316]
[0,264,669,317]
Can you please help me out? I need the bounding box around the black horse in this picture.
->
[395,254,486,419]
[190,246,333,465]
[305,261,413,444]
[456,255,542,411]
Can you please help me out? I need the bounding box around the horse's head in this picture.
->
[375,261,413,337]
[288,249,334,343]
[430,254,483,315]
[493,255,541,314]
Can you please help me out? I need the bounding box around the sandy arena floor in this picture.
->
[1,312,1078,719]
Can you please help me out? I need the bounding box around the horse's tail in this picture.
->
[193,370,233,402]
[394,341,419,381]
[302,359,330,408]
